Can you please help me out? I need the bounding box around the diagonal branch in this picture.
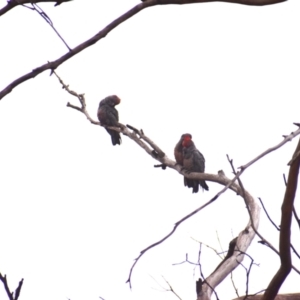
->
[240,123,300,170]
[258,197,300,260]
[258,197,280,230]
[0,0,289,100]
[29,3,71,50]
[161,276,183,300]
[0,0,157,100]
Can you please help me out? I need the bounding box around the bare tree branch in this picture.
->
[125,169,259,290]
[0,273,24,300]
[262,138,300,300]
[161,276,183,300]
[53,71,99,125]
[173,253,201,267]
[205,237,240,297]
[228,155,300,274]
[258,197,280,230]
[0,0,289,100]
[258,197,300,260]
[240,123,300,170]
[236,251,257,299]
[27,3,71,50]
[191,237,225,260]
[0,0,156,100]
[0,0,288,18]
[213,237,238,272]
[0,0,72,16]
[231,148,300,262]
[197,243,220,300]
[231,271,240,299]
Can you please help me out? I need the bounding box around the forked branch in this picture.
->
[0,0,288,100]
[0,273,23,300]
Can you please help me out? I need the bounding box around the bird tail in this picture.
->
[111,132,121,146]
[106,129,121,146]
[184,178,209,193]
[199,180,209,191]
[184,177,199,193]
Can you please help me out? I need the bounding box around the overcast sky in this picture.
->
[0,1,300,300]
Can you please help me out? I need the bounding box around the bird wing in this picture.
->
[191,149,205,173]
[107,106,119,125]
[98,105,119,126]
[183,147,194,170]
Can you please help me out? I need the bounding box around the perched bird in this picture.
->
[97,95,121,146]
[182,134,209,193]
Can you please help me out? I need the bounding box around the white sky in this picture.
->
[0,0,300,300]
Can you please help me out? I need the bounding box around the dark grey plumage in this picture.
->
[97,95,121,146]
[182,135,209,193]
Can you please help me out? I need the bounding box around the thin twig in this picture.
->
[30,3,71,51]
[258,198,300,260]
[216,231,225,259]
[240,123,300,170]
[231,272,240,298]
[258,197,280,230]
[197,243,220,300]
[236,251,257,300]
[161,276,183,300]
[233,289,267,300]
[53,71,99,125]
[172,253,200,267]
[0,0,72,16]
[0,0,290,99]
[190,238,224,259]
[227,155,254,228]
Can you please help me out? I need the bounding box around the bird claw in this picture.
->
[118,123,126,130]
[180,166,189,173]
[175,162,183,167]
[154,164,167,170]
